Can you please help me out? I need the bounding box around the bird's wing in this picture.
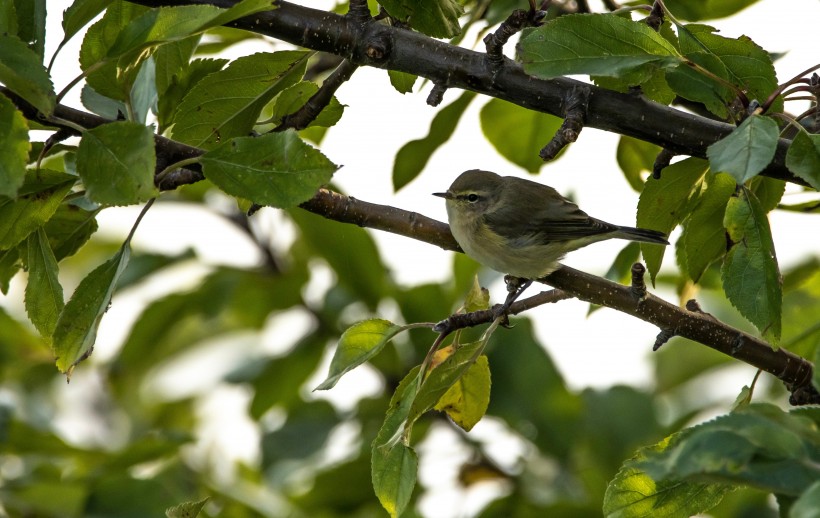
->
[483,180,617,245]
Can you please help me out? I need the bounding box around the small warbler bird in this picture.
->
[433,169,668,280]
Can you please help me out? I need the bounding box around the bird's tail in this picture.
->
[614,226,669,245]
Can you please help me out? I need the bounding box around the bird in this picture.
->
[433,170,668,300]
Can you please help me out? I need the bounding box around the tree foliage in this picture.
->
[1,0,819,516]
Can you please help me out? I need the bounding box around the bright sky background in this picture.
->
[4,1,820,515]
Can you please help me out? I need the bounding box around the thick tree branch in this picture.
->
[7,87,815,404]
[127,0,805,186]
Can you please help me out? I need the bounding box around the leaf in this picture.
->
[371,367,422,518]
[315,319,405,390]
[24,228,63,339]
[722,188,781,344]
[200,130,337,208]
[616,136,661,192]
[44,204,100,261]
[0,35,55,115]
[106,0,273,61]
[171,50,309,149]
[263,81,344,129]
[79,1,147,101]
[408,338,486,427]
[165,497,209,518]
[388,70,417,94]
[52,241,131,377]
[635,404,820,496]
[637,157,709,282]
[666,51,734,118]
[156,57,227,131]
[661,0,762,21]
[604,442,732,518]
[434,355,491,432]
[678,172,735,282]
[463,275,490,313]
[12,0,45,58]
[786,130,820,190]
[518,14,681,79]
[62,0,114,44]
[76,121,158,206]
[676,24,781,114]
[153,35,199,97]
[378,0,462,38]
[790,481,820,518]
[479,98,564,173]
[0,170,76,250]
[392,91,475,191]
[0,94,30,197]
[707,115,779,185]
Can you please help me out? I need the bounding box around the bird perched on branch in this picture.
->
[434,169,668,309]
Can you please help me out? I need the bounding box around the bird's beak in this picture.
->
[432,192,452,199]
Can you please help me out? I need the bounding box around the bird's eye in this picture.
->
[466,193,480,203]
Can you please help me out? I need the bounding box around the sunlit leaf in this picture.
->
[165,497,209,518]
[315,319,405,390]
[434,354,490,431]
[388,70,417,94]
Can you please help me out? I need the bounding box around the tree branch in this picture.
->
[127,0,806,186]
[5,87,815,404]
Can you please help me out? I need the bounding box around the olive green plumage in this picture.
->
[434,170,668,278]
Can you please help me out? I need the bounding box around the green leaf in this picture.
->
[200,131,337,208]
[666,51,734,118]
[24,228,63,339]
[52,242,131,377]
[378,0,462,38]
[76,121,158,206]
[479,98,563,173]
[637,157,709,282]
[263,81,344,129]
[315,319,404,390]
[616,136,661,192]
[388,70,417,94]
[792,481,820,518]
[106,1,272,60]
[636,404,820,496]
[749,175,785,214]
[79,1,147,101]
[62,0,114,44]
[371,367,422,518]
[153,35,199,97]
[604,440,732,518]
[661,0,762,21]
[44,204,100,261]
[676,24,781,113]
[12,0,45,58]
[156,57,227,131]
[722,188,781,344]
[463,275,490,313]
[166,497,209,518]
[678,172,734,282]
[433,354,490,432]
[518,14,681,79]
[392,91,475,191]
[408,338,487,427]
[707,115,779,185]
[0,35,55,115]
[0,170,76,250]
[0,94,30,197]
[171,50,309,149]
[289,209,386,309]
[786,130,820,190]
